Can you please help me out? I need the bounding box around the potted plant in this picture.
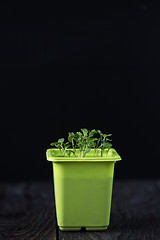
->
[46,128,121,231]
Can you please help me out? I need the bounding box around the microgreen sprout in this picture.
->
[68,132,77,156]
[97,130,112,156]
[50,138,70,157]
[50,128,113,157]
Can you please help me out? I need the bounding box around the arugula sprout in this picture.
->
[68,132,77,156]
[97,130,112,156]
[50,128,113,157]
[89,129,97,137]
[50,138,70,157]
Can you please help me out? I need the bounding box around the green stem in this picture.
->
[72,139,76,156]
[59,148,62,156]
[94,146,96,156]
[101,149,103,157]
[80,150,83,158]
[100,134,102,145]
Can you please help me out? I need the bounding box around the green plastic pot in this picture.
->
[46,148,121,231]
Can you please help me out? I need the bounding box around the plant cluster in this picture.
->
[50,128,112,157]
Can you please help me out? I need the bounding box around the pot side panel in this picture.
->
[52,162,115,228]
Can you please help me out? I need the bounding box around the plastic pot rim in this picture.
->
[46,148,122,162]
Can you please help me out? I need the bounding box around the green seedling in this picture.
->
[77,128,98,157]
[50,128,113,157]
[50,138,70,157]
[97,130,112,156]
[68,132,77,156]
[76,129,88,157]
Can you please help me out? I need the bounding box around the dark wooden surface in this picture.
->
[0,181,56,240]
[0,180,160,240]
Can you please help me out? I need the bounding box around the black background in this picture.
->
[0,2,160,181]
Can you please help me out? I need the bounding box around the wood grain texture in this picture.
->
[58,179,160,240]
[0,181,57,240]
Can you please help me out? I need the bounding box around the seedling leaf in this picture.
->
[58,138,64,143]
[81,128,88,137]
[85,148,91,154]
[50,142,58,146]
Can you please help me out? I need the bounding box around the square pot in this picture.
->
[46,148,121,231]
